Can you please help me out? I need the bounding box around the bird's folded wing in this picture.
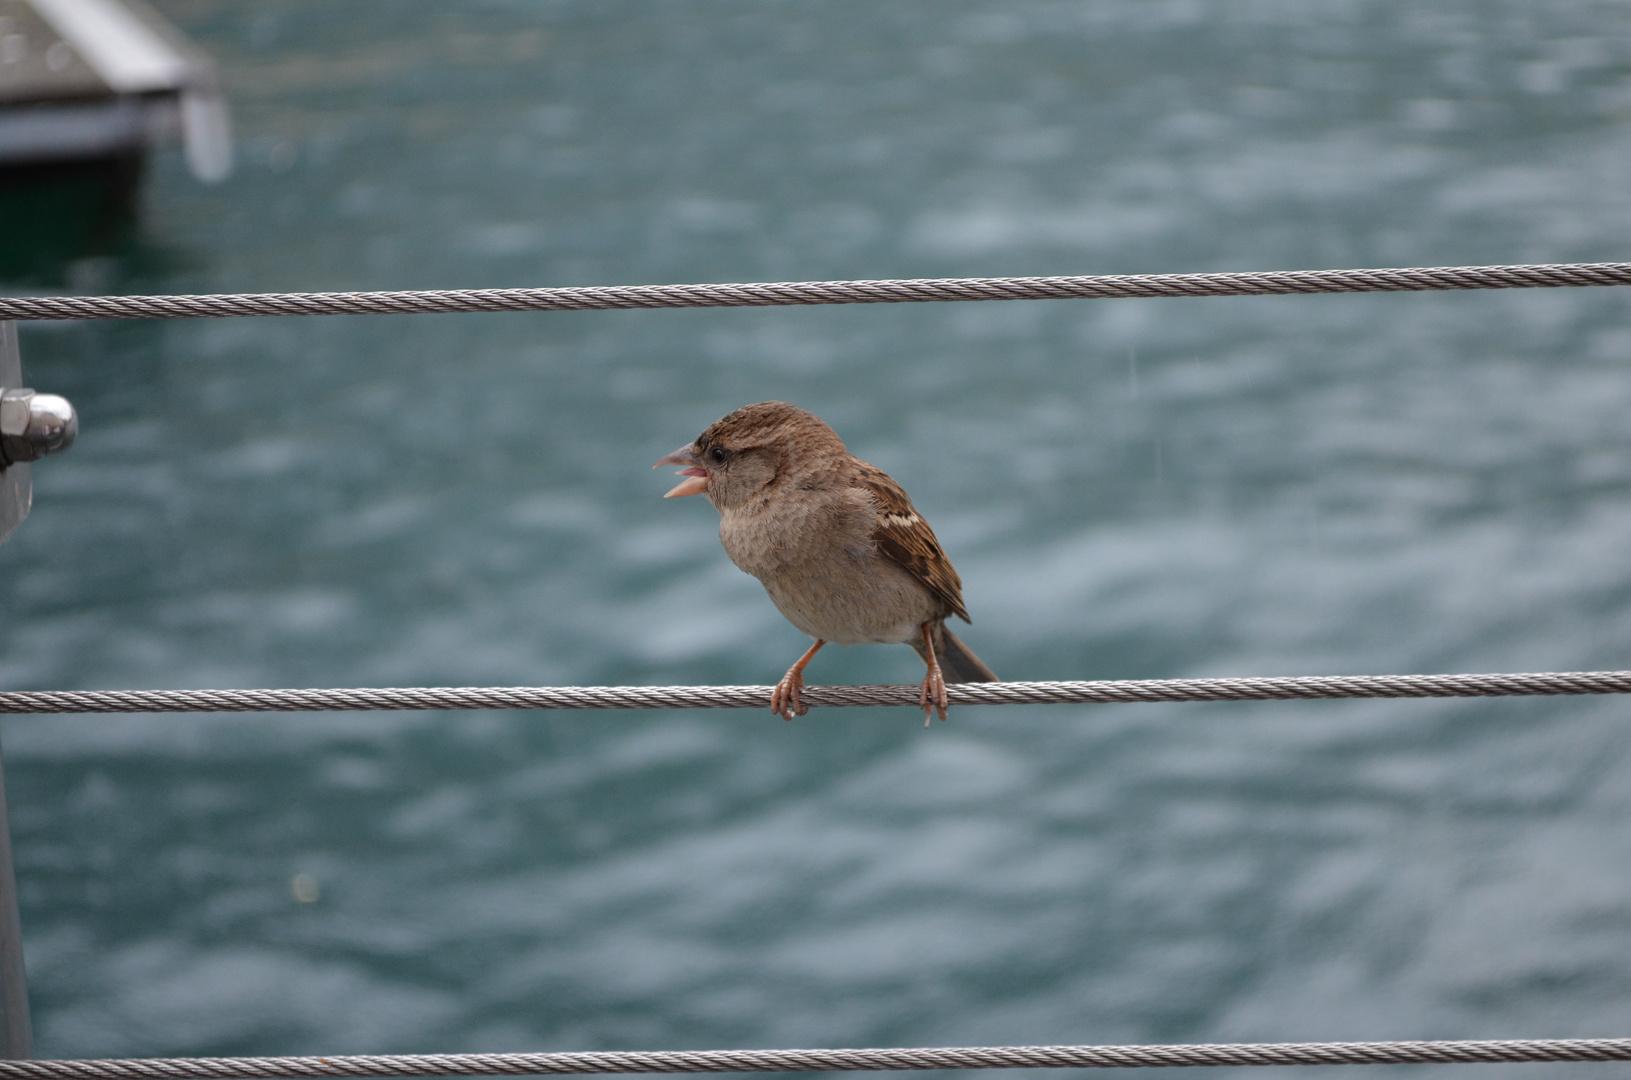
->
[852,461,971,623]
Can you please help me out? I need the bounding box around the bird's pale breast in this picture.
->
[718,486,937,645]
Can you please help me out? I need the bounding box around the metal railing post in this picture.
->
[0,318,78,1059]
[0,325,29,549]
[0,323,29,1057]
[0,744,31,1059]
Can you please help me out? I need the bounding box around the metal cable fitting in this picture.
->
[0,389,77,467]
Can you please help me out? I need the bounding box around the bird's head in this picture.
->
[653,401,845,511]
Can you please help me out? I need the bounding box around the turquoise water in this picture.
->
[7,0,1631,1070]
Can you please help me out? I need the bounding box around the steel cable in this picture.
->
[2,670,1630,714]
[3,262,1631,320]
[3,1038,1631,1078]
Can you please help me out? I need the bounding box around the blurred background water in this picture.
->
[5,0,1631,1072]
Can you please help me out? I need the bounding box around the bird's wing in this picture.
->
[852,460,971,623]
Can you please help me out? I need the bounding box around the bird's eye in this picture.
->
[710,446,727,464]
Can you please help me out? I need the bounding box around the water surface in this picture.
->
[6,1,1631,1073]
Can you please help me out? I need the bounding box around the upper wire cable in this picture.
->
[2,262,1630,320]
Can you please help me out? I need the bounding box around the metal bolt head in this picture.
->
[0,389,76,465]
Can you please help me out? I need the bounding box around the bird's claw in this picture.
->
[771,669,809,721]
[919,665,949,726]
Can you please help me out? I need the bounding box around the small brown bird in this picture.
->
[654,401,997,724]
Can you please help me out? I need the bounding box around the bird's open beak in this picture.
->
[653,444,709,498]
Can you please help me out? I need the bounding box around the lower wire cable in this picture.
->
[3,1038,1631,1078]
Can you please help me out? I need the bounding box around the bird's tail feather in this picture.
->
[911,621,998,683]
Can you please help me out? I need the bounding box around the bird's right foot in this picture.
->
[770,639,826,721]
[771,667,808,721]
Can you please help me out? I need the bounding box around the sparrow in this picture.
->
[654,401,997,725]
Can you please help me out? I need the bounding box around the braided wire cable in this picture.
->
[3,1038,1631,1078]
[2,670,1629,714]
[3,262,1631,320]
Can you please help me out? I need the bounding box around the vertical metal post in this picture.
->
[0,325,29,547]
[0,751,31,1059]
[0,323,34,1057]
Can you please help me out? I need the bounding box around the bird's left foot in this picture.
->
[917,622,950,726]
[919,664,948,726]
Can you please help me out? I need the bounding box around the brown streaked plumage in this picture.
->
[653,401,997,724]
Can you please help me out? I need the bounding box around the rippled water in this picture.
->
[6,0,1631,1070]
